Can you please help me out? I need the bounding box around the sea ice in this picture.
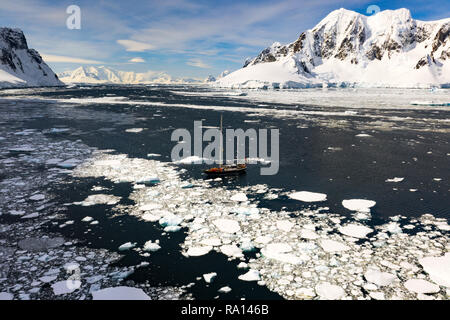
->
[315,283,345,300]
[218,286,232,293]
[419,253,450,288]
[364,270,397,287]
[92,287,151,300]
[289,191,327,202]
[342,199,376,212]
[404,279,440,294]
[276,220,294,232]
[230,193,248,202]
[238,270,260,281]
[29,194,45,201]
[213,219,240,233]
[143,241,161,252]
[220,244,243,258]
[385,177,404,183]
[338,224,373,238]
[0,292,13,300]
[118,242,136,251]
[52,280,81,295]
[319,239,350,253]
[203,272,217,283]
[186,246,212,257]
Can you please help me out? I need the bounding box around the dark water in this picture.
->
[0,85,448,299]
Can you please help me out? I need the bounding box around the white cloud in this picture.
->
[41,54,104,64]
[117,40,154,52]
[129,57,146,63]
[186,58,211,69]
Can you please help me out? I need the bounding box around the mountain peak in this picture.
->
[216,8,450,89]
[0,27,62,88]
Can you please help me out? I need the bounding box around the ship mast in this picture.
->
[219,114,223,168]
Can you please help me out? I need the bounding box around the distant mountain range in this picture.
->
[58,66,203,85]
[0,28,62,88]
[215,8,450,88]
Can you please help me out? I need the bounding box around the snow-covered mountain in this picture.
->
[0,28,63,88]
[59,66,202,85]
[216,8,450,88]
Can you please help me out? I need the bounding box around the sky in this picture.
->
[1,0,449,79]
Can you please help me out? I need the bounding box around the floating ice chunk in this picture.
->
[22,212,39,219]
[159,214,183,227]
[186,246,212,257]
[29,194,45,201]
[276,220,294,232]
[419,253,450,288]
[81,216,94,222]
[338,224,373,239]
[218,286,232,293]
[52,280,80,295]
[200,238,221,246]
[433,178,442,182]
[289,191,327,202]
[369,291,385,300]
[0,292,13,300]
[404,279,440,294]
[92,287,151,300]
[261,243,302,264]
[315,283,345,300]
[233,207,259,216]
[355,134,372,137]
[364,270,397,287]
[77,194,121,206]
[319,239,350,253]
[300,229,319,240]
[383,222,403,234]
[125,128,144,133]
[49,128,70,133]
[230,193,248,202]
[141,213,161,222]
[8,146,35,152]
[220,244,243,258]
[203,272,217,283]
[147,153,161,157]
[213,219,240,233]
[39,275,57,283]
[86,275,103,284]
[238,270,260,282]
[240,239,255,252]
[118,242,136,251]
[164,226,181,232]
[143,241,161,252]
[385,177,404,183]
[254,235,272,244]
[237,262,248,269]
[139,202,161,211]
[57,159,80,169]
[342,199,376,212]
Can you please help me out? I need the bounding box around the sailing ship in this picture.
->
[204,115,247,176]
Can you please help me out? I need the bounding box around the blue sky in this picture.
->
[1,0,449,79]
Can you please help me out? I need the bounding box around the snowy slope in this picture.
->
[59,66,202,85]
[0,28,63,88]
[216,8,450,88]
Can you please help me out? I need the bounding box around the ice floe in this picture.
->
[238,270,260,282]
[419,253,450,288]
[92,286,151,300]
[342,199,376,212]
[203,272,217,283]
[338,224,373,239]
[143,241,161,252]
[315,283,345,300]
[404,279,440,294]
[289,191,327,202]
